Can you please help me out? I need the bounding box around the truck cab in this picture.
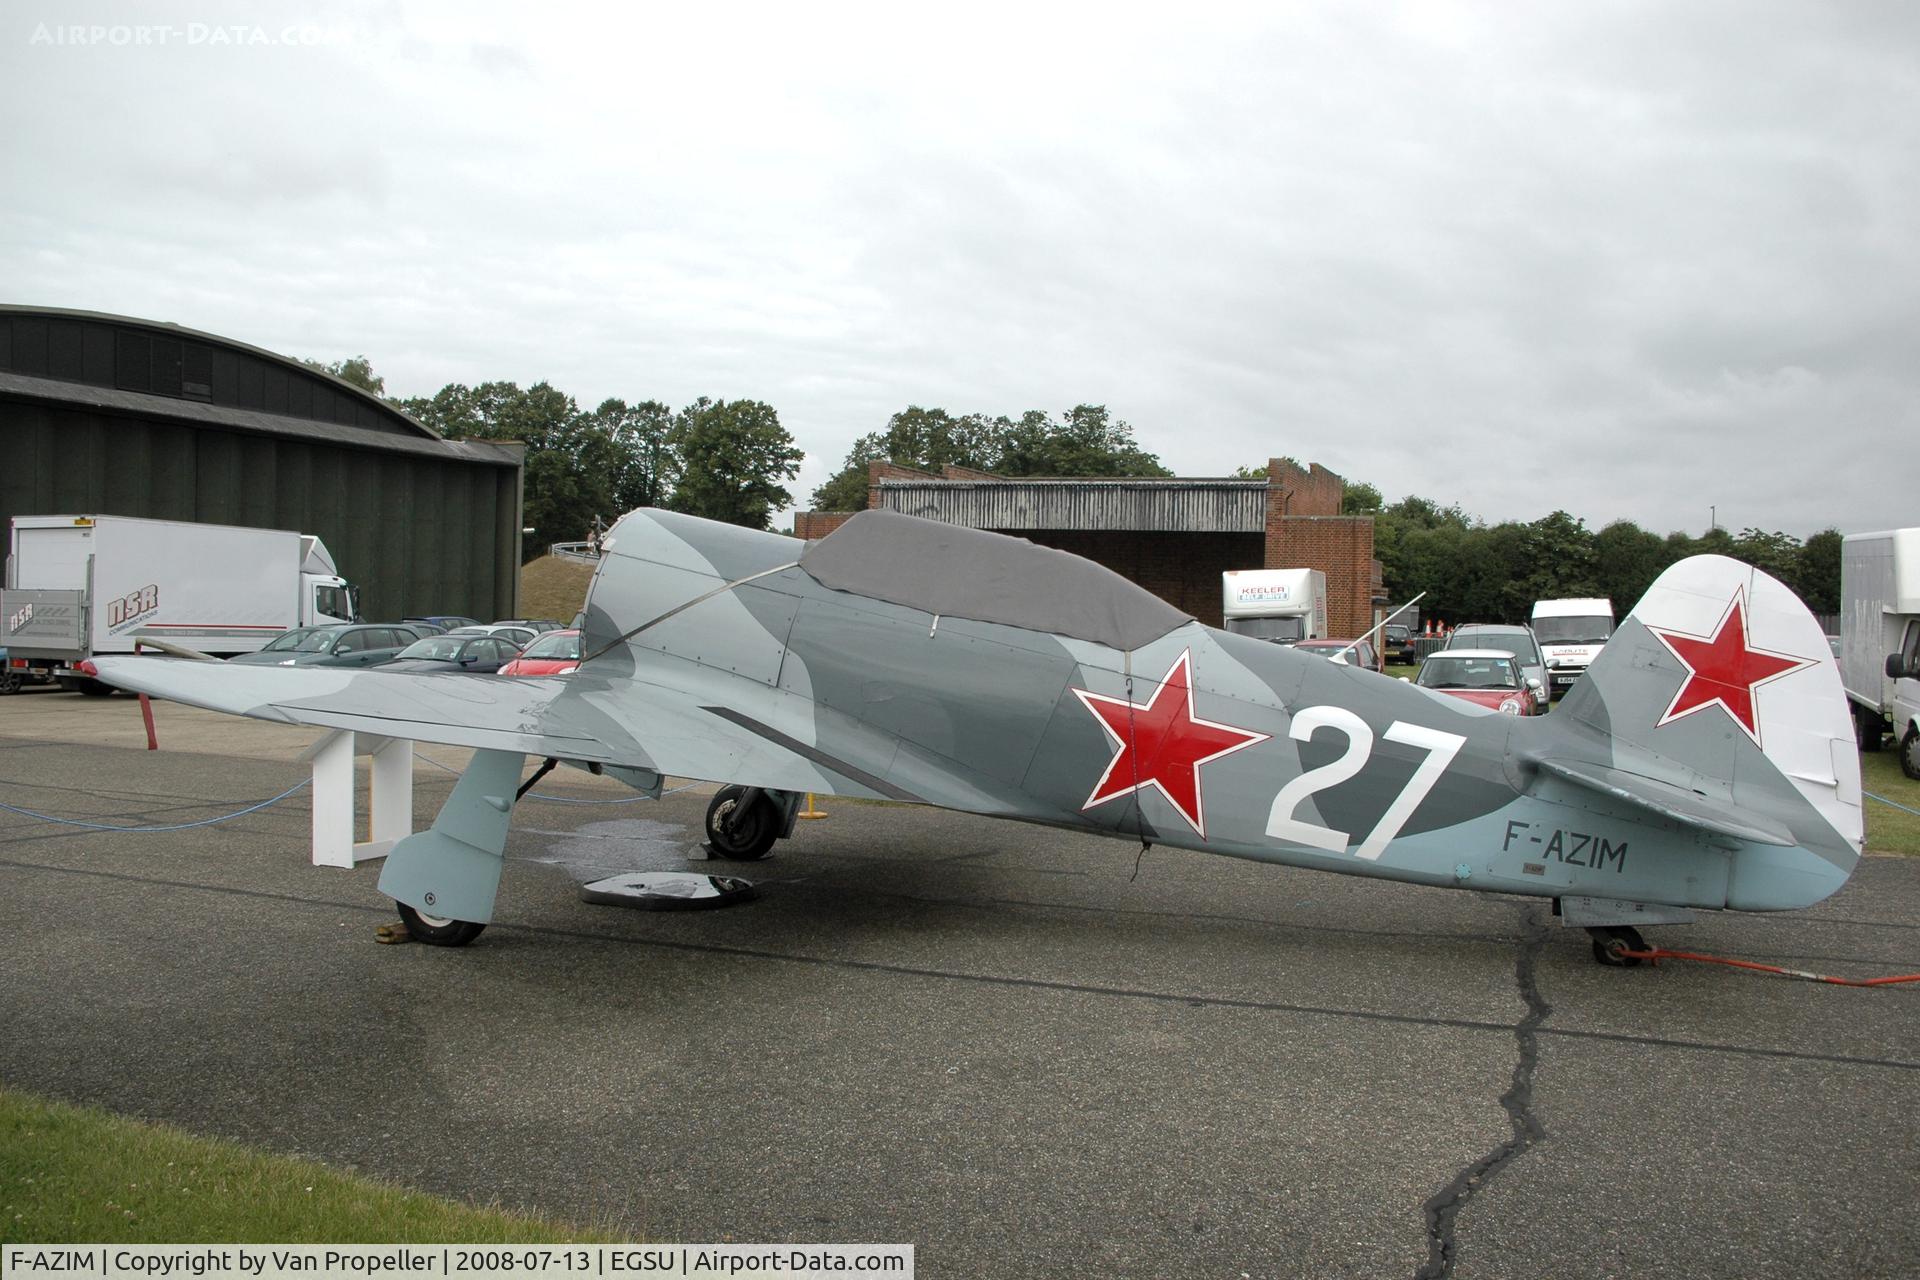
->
[1222,568,1328,645]
[299,534,360,626]
[1529,597,1614,695]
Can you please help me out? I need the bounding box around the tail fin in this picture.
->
[1552,555,1861,907]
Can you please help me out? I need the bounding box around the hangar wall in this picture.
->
[0,307,524,623]
[796,458,1379,635]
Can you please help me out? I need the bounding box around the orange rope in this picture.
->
[1621,948,1920,988]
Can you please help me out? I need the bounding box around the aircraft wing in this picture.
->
[86,655,924,804]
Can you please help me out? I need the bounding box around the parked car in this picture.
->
[1443,624,1549,704]
[499,628,583,677]
[1414,649,1542,715]
[492,618,568,634]
[226,624,424,667]
[378,633,524,675]
[447,623,539,651]
[407,615,481,630]
[1294,638,1381,670]
[1383,624,1418,665]
[402,619,450,636]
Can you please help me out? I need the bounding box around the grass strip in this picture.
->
[0,1087,616,1243]
[1861,751,1920,855]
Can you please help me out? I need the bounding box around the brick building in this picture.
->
[794,458,1382,636]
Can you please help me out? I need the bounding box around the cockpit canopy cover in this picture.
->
[799,509,1192,651]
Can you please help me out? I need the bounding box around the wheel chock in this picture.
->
[373,921,414,944]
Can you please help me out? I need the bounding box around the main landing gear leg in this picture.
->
[1588,925,1648,967]
[705,785,792,860]
[378,748,528,947]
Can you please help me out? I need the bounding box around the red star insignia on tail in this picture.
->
[1073,649,1269,838]
[1645,589,1815,746]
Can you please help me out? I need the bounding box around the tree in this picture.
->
[1592,520,1668,615]
[996,404,1171,477]
[587,398,677,512]
[300,354,385,396]
[1731,528,1803,586]
[1797,529,1842,615]
[810,403,1171,509]
[401,380,612,559]
[669,398,804,529]
[812,461,875,514]
[1340,481,1383,515]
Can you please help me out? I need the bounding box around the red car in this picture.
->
[498,628,582,677]
[1413,649,1542,715]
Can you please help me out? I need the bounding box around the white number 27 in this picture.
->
[1264,708,1466,861]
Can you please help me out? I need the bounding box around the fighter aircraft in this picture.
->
[93,508,1862,964]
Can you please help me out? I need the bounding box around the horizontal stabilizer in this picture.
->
[1531,757,1796,847]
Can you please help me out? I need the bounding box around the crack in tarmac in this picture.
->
[1414,905,1552,1280]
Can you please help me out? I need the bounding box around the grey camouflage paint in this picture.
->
[94,508,1859,924]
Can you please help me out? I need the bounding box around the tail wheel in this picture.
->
[1902,729,1920,782]
[1589,925,1648,967]
[705,786,779,860]
[396,902,487,947]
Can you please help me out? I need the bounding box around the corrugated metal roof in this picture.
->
[875,478,1268,532]
[0,304,443,440]
[0,371,522,467]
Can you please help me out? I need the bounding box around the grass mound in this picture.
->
[518,555,597,625]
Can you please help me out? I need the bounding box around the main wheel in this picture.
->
[396,902,487,947]
[1902,728,1920,782]
[705,786,780,860]
[1589,925,1648,967]
[75,678,114,697]
[1857,707,1885,752]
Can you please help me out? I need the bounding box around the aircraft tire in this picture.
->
[1902,729,1920,781]
[396,902,487,947]
[1589,925,1646,967]
[705,787,779,860]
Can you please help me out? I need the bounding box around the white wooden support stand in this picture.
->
[301,730,415,868]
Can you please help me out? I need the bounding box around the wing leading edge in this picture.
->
[86,656,908,802]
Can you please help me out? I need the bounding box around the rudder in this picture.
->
[1556,555,1861,900]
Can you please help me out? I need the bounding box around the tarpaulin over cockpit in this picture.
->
[800,509,1192,652]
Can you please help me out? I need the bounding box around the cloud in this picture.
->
[1,0,1914,536]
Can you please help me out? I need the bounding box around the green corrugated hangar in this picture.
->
[0,305,524,623]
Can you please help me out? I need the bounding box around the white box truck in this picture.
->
[1222,568,1327,645]
[2,514,358,693]
[1530,597,1615,695]
[1840,528,1920,774]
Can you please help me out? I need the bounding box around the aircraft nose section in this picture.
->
[1724,843,1854,911]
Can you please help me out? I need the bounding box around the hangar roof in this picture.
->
[0,369,521,467]
[0,306,520,464]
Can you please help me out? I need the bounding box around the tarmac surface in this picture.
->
[2,686,1918,1278]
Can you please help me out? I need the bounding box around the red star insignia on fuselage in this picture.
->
[1072,649,1269,838]
[1645,588,1815,746]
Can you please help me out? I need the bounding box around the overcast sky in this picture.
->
[3,1,1916,536]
